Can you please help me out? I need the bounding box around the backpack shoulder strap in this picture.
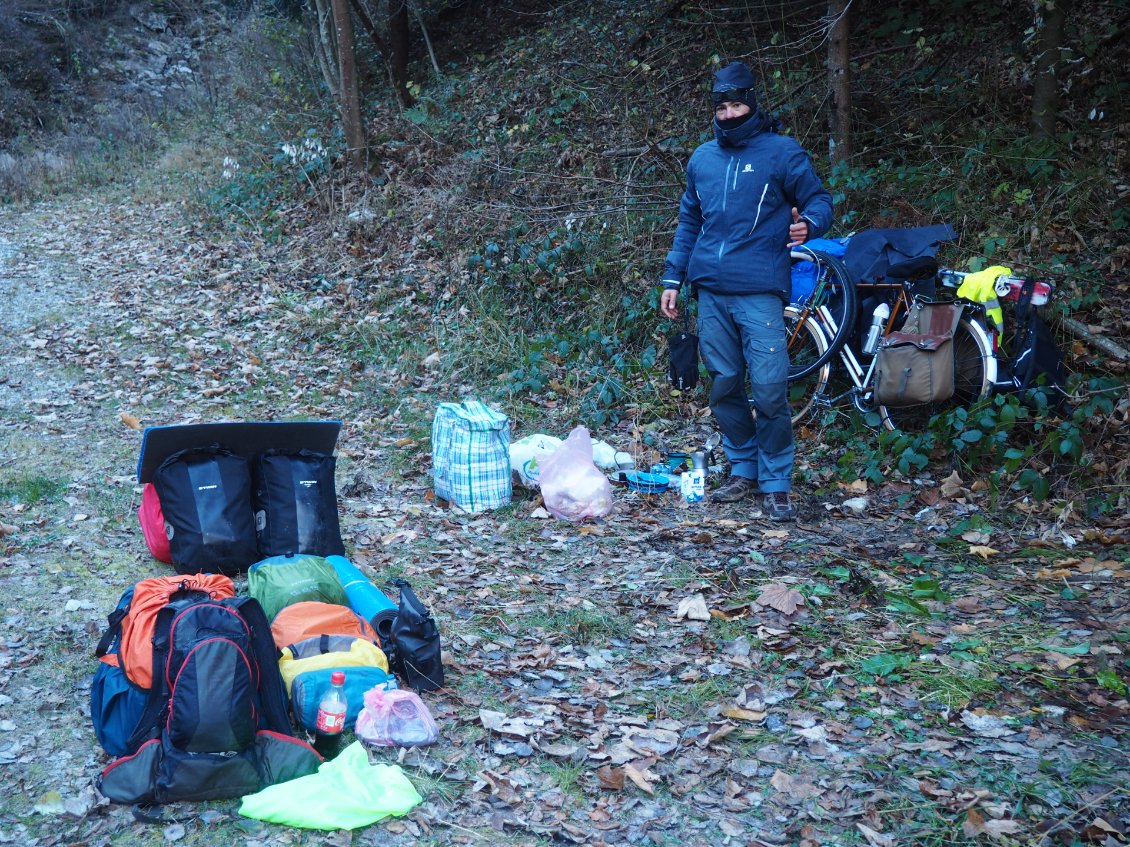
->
[123,604,177,753]
[95,605,129,658]
[232,596,292,735]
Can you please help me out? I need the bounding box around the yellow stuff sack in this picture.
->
[279,634,390,695]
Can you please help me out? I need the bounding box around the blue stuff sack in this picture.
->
[790,237,849,307]
[291,667,398,732]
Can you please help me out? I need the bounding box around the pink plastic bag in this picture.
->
[355,687,439,747]
[537,426,613,521]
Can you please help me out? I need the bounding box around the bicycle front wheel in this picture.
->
[788,249,858,380]
[878,317,996,432]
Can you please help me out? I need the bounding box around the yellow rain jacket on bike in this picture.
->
[957,265,1012,333]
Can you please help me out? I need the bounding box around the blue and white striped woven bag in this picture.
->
[431,401,512,512]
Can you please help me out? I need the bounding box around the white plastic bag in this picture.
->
[538,426,613,521]
[355,687,439,747]
[508,433,563,488]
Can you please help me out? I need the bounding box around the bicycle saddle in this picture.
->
[885,256,938,281]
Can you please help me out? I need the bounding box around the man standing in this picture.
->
[660,60,833,521]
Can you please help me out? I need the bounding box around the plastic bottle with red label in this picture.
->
[313,670,347,758]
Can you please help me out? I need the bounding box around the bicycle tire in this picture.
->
[878,317,996,432]
[787,249,858,380]
[784,306,831,422]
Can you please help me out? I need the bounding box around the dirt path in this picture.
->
[0,197,1127,847]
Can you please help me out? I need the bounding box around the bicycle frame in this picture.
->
[802,283,998,422]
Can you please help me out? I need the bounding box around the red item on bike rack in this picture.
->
[999,278,1052,306]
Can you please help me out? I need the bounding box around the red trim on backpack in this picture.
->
[100,737,159,778]
[257,729,324,761]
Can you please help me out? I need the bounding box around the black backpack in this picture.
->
[252,448,345,557]
[1006,278,1068,408]
[386,579,444,692]
[152,445,259,575]
[96,585,320,805]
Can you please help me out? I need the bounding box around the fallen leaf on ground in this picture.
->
[963,808,1022,840]
[770,769,822,800]
[940,471,964,497]
[756,582,805,615]
[856,823,895,847]
[380,529,418,545]
[119,411,141,429]
[968,545,999,559]
[960,710,1014,738]
[721,704,767,723]
[1045,651,1083,671]
[597,766,624,790]
[538,742,579,757]
[622,763,656,795]
[676,593,711,621]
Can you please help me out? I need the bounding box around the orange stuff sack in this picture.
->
[269,601,380,650]
[97,574,236,689]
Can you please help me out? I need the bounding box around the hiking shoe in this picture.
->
[712,476,759,503]
[763,491,797,522]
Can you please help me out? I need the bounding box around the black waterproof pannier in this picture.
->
[152,445,259,575]
[386,578,444,692]
[252,449,345,557]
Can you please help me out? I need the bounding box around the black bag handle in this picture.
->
[95,606,129,658]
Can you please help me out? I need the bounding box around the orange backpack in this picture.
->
[98,573,235,689]
[270,600,380,650]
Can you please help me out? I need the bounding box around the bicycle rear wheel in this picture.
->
[749,307,831,424]
[785,305,831,422]
[878,317,995,431]
[788,249,858,380]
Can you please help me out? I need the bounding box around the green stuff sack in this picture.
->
[238,741,422,830]
[247,554,348,621]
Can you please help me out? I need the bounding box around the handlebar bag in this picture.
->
[874,301,963,406]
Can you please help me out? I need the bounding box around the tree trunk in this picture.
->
[388,0,413,108]
[330,0,365,170]
[307,0,340,100]
[827,0,852,165]
[410,0,441,78]
[1031,0,1069,139]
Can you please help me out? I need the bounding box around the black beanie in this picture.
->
[711,61,758,110]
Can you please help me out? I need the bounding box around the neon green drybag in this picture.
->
[238,742,421,829]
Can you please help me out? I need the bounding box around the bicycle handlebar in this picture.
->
[937,268,1054,304]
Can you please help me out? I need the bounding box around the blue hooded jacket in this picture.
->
[663,68,833,300]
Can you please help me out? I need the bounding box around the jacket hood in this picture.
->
[714,108,780,147]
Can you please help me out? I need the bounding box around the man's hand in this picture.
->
[660,287,680,319]
[787,207,809,249]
